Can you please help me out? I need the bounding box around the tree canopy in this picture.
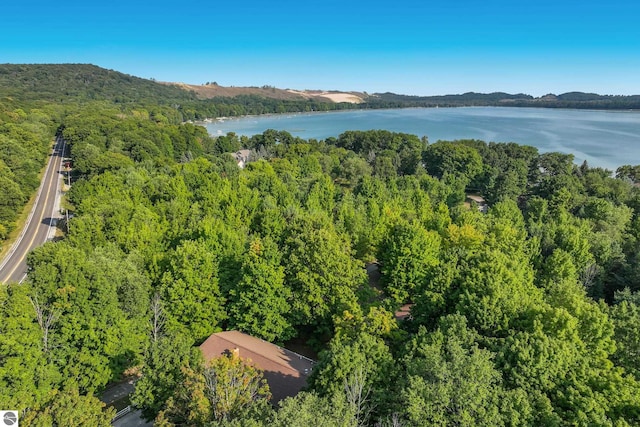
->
[1,66,640,425]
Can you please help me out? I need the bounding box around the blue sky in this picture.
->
[2,0,639,96]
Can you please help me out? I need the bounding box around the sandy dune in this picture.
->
[287,90,365,104]
[164,82,367,104]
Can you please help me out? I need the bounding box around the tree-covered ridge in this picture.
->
[0,64,362,121]
[0,64,197,103]
[371,91,640,109]
[1,96,640,425]
[372,91,535,105]
[2,64,640,115]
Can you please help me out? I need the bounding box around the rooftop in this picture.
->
[199,331,315,404]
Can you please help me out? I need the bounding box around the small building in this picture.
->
[233,149,251,168]
[466,194,489,213]
[199,331,315,404]
[394,303,414,321]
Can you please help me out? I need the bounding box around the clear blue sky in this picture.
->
[2,0,639,96]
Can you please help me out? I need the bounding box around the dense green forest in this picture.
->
[0,102,59,240]
[371,91,640,109]
[1,64,640,426]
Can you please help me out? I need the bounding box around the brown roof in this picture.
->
[395,303,414,320]
[466,195,487,204]
[199,331,315,403]
[233,149,251,162]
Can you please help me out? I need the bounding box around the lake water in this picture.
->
[203,107,640,170]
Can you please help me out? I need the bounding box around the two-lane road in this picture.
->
[0,136,66,284]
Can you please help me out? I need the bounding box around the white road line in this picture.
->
[48,138,66,240]
[0,137,62,280]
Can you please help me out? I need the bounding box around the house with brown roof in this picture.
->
[466,194,489,213]
[394,303,414,321]
[233,149,251,168]
[199,331,315,404]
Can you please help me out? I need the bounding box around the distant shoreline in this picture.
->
[201,106,640,171]
[194,104,640,127]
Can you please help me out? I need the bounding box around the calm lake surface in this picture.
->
[204,107,640,170]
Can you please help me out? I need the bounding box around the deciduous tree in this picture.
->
[228,237,294,342]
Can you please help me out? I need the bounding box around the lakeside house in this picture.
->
[199,331,315,404]
[233,149,251,168]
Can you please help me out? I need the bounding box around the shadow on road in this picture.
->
[40,217,58,226]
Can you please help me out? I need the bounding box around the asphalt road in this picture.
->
[0,136,66,284]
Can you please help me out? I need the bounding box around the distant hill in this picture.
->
[168,82,367,104]
[167,82,307,101]
[0,64,361,120]
[0,63,365,105]
[0,63,197,103]
[1,64,638,112]
[372,91,534,104]
[371,91,640,109]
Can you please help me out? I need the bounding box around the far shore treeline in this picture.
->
[1,63,640,426]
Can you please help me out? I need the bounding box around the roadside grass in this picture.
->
[54,188,73,238]
[0,140,54,261]
[0,177,44,260]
